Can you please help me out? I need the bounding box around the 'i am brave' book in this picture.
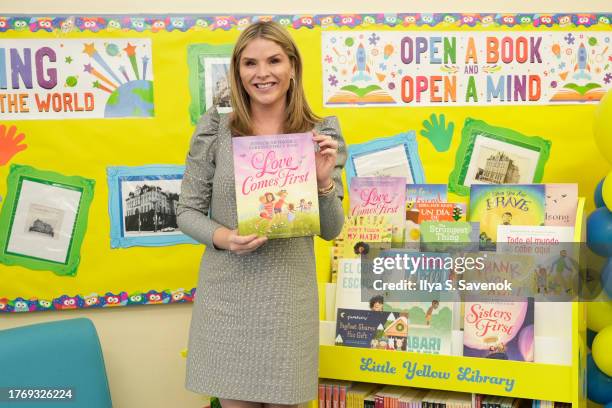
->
[468,184,545,250]
[349,177,406,243]
[463,298,535,361]
[232,133,320,239]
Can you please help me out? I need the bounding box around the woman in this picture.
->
[177,21,346,407]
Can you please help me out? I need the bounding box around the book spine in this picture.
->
[340,386,347,408]
[326,384,333,408]
[319,383,326,408]
[333,385,340,408]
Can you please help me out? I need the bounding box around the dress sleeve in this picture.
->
[176,107,224,248]
[316,116,347,241]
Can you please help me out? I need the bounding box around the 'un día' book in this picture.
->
[468,184,545,250]
[232,133,320,239]
[463,298,534,361]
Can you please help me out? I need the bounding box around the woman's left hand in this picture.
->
[312,131,338,188]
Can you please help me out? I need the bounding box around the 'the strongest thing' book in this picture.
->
[232,133,320,239]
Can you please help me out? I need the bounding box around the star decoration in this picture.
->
[65,56,73,64]
[124,43,137,57]
[83,42,97,57]
[92,80,101,88]
[83,63,94,73]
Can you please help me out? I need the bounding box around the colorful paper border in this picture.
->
[345,131,425,188]
[448,118,552,196]
[0,287,196,312]
[0,14,609,33]
[0,164,95,277]
[187,43,234,125]
[107,165,198,248]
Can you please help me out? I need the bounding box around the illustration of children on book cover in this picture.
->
[463,298,534,361]
[232,133,320,239]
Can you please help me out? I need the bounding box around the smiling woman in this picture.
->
[177,20,347,408]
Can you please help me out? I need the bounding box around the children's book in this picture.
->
[335,308,409,351]
[469,184,546,250]
[232,133,319,239]
[406,184,447,210]
[497,225,577,297]
[331,215,393,282]
[545,184,578,227]
[463,298,534,361]
[350,177,406,244]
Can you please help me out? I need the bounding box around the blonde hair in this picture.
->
[228,21,320,136]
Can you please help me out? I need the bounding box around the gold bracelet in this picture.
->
[318,180,335,196]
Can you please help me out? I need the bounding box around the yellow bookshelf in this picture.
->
[318,198,587,407]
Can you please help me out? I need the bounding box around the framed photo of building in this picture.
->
[449,118,552,196]
[344,131,425,189]
[107,165,197,248]
[0,164,95,277]
[187,43,233,125]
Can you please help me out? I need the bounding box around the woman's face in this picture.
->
[239,38,294,110]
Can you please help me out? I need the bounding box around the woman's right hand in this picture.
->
[212,227,268,255]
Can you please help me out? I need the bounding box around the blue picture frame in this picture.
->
[345,131,425,189]
[107,165,197,248]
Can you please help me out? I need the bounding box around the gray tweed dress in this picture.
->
[177,107,346,404]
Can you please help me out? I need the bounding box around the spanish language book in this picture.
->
[469,185,546,250]
[335,308,409,351]
[349,177,406,243]
[463,298,534,361]
[544,184,578,226]
[232,133,320,239]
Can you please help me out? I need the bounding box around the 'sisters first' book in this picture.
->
[232,132,320,239]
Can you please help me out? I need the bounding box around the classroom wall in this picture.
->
[1,1,611,408]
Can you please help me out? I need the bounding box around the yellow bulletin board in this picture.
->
[0,14,610,313]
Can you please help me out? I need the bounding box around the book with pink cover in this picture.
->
[463,298,534,361]
[349,177,406,243]
[232,133,320,239]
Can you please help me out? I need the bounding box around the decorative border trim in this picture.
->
[0,287,196,312]
[0,14,609,33]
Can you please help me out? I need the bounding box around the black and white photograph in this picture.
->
[120,176,183,237]
[24,203,64,240]
[204,57,231,113]
[464,133,540,186]
[6,179,81,263]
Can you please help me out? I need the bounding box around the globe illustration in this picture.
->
[104,80,154,117]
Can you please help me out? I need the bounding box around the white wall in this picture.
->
[1,1,610,408]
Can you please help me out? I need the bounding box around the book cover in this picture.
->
[331,215,393,281]
[420,221,480,253]
[406,184,448,210]
[497,225,577,296]
[545,184,578,226]
[469,184,546,250]
[232,132,320,239]
[336,308,409,351]
[383,300,454,355]
[463,298,535,361]
[350,177,406,243]
[416,202,457,223]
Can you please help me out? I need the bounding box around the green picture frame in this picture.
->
[187,43,234,125]
[0,164,95,277]
[448,118,552,196]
